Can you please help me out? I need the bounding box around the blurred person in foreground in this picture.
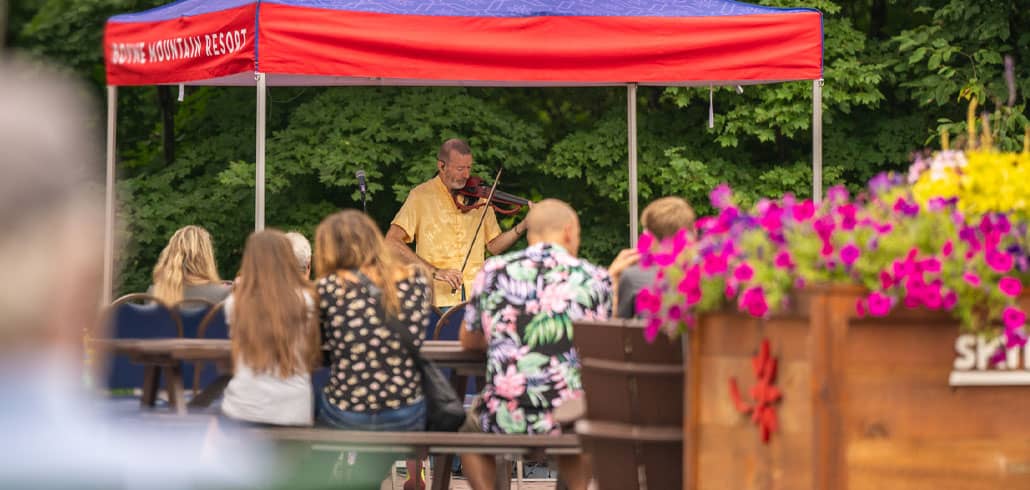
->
[220,230,319,427]
[459,199,613,490]
[148,225,232,305]
[611,196,696,318]
[0,59,268,488]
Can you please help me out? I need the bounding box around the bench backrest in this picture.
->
[573,320,684,426]
[102,293,182,390]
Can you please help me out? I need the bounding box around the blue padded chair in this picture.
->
[103,293,183,391]
[176,299,215,391]
[191,301,229,393]
[433,301,478,396]
[432,301,467,341]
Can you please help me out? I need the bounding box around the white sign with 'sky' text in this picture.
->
[949,334,1030,386]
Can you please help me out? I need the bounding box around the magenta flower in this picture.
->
[986,249,1014,273]
[995,214,1012,234]
[875,222,894,235]
[644,317,661,342]
[942,240,953,257]
[999,277,1022,297]
[738,286,769,317]
[759,206,783,234]
[826,185,850,203]
[671,229,690,256]
[963,273,981,287]
[774,251,794,269]
[942,291,957,309]
[667,305,683,321]
[734,262,754,282]
[635,288,661,314]
[678,265,701,294]
[793,200,815,221]
[709,183,732,209]
[855,298,867,318]
[840,243,861,267]
[1003,306,1026,330]
[685,287,702,306]
[813,215,836,240]
[921,257,941,273]
[892,197,919,216]
[820,241,834,258]
[637,232,654,254]
[867,292,892,317]
[880,271,894,290]
[837,204,857,231]
[703,251,728,276]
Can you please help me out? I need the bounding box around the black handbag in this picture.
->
[354,271,466,432]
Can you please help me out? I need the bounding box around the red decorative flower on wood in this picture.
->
[728,338,781,443]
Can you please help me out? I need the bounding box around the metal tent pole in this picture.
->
[628,83,639,248]
[103,85,117,305]
[812,79,824,204]
[256,72,266,231]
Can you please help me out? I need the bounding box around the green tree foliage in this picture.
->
[7,0,1029,295]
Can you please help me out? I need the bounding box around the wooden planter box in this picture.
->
[684,286,1030,489]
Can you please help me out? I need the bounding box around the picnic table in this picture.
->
[92,338,485,415]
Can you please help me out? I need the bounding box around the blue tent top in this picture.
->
[110,0,815,23]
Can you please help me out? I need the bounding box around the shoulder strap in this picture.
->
[350,269,421,357]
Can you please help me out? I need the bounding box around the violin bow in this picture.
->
[454,166,504,296]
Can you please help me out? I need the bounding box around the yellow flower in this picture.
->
[911,150,1030,221]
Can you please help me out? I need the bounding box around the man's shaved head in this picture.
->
[525,199,580,256]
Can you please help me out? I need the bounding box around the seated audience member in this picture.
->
[314,210,432,489]
[0,58,268,489]
[613,196,695,318]
[221,229,318,426]
[459,199,613,490]
[285,231,313,280]
[148,225,231,304]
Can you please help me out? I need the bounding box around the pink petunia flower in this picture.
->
[1002,306,1026,330]
[644,317,662,342]
[999,277,1022,297]
[963,273,981,287]
[774,251,795,269]
[703,252,728,276]
[855,298,867,318]
[942,290,958,309]
[986,249,1014,273]
[840,243,861,266]
[734,262,754,282]
[737,286,768,317]
[710,183,733,210]
[793,200,815,221]
[637,232,655,254]
[867,292,892,317]
[942,240,953,257]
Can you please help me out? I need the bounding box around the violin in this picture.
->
[451,175,531,215]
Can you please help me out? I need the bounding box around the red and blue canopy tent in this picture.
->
[102,0,824,302]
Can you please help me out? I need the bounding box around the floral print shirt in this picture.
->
[464,243,613,434]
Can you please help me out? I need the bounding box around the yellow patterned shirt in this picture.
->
[391,176,501,307]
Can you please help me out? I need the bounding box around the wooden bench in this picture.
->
[249,427,580,490]
[92,338,486,415]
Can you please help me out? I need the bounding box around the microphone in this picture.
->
[355,170,367,193]
[355,170,367,213]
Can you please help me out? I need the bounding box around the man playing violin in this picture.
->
[386,138,529,308]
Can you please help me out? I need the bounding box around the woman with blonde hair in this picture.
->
[149,225,230,304]
[314,210,431,488]
[221,229,319,426]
